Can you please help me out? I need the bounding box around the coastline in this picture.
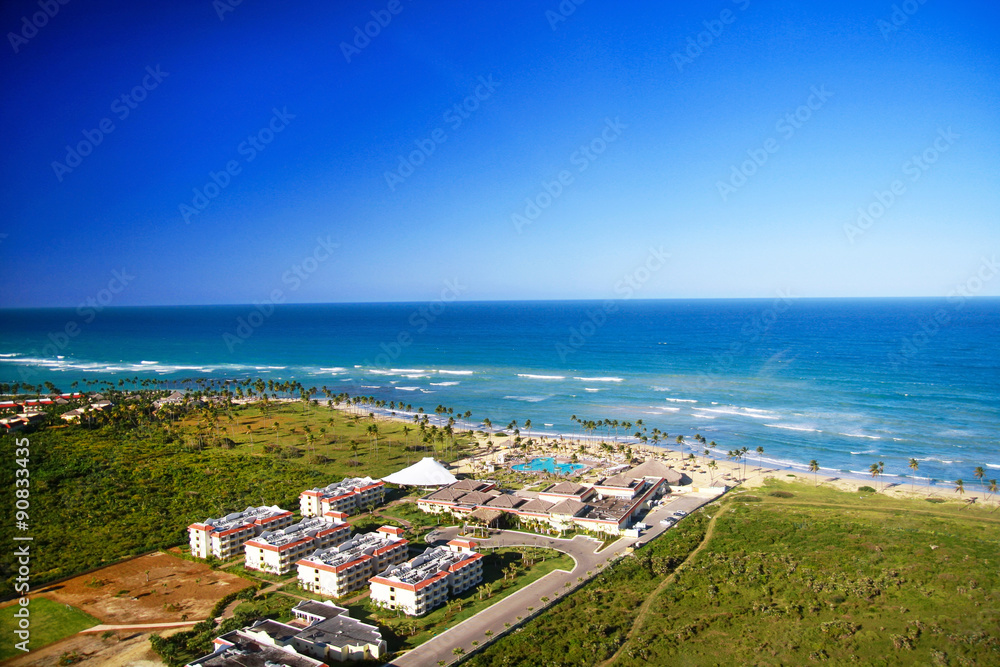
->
[309,398,982,505]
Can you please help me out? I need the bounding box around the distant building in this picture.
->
[300,477,385,518]
[369,540,483,616]
[244,517,352,575]
[296,526,408,599]
[187,506,294,560]
[187,599,385,665]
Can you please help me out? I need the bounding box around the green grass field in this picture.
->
[468,481,1000,666]
[0,597,100,661]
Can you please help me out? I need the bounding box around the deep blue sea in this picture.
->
[2,299,998,487]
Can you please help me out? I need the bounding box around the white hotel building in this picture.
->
[244,517,352,575]
[299,477,386,518]
[369,539,483,616]
[296,526,409,599]
[188,506,294,560]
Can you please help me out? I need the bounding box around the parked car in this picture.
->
[659,518,674,526]
[672,510,688,517]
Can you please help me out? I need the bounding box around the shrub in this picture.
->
[858,486,877,493]
[925,497,946,504]
[740,496,762,502]
[769,491,795,498]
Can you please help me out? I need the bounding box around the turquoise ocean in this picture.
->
[1,298,998,487]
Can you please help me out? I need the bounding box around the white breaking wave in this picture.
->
[517,374,565,380]
[140,360,158,365]
[437,369,474,375]
[583,388,601,392]
[394,387,421,391]
[665,397,697,403]
[840,432,882,440]
[430,381,460,386]
[764,423,821,433]
[574,376,623,382]
[390,368,426,373]
[503,395,550,402]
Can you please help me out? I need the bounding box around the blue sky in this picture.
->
[1,0,998,307]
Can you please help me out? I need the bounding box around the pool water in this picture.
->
[512,457,585,475]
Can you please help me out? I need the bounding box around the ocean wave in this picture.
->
[430,381,460,386]
[849,449,877,455]
[692,406,771,419]
[319,367,347,372]
[764,423,821,433]
[840,432,882,440]
[692,414,717,419]
[394,387,421,391]
[583,388,601,392]
[437,369,474,375]
[368,369,393,375]
[360,385,380,389]
[391,368,426,373]
[503,395,550,403]
[661,407,681,412]
[140,360,158,365]
[574,376,623,382]
[651,386,670,391]
[517,374,565,380]
[665,397,697,403]
[0,353,20,358]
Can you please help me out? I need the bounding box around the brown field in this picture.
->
[31,550,252,625]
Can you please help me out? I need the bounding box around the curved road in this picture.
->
[387,491,718,667]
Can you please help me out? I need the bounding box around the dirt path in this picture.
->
[599,503,729,667]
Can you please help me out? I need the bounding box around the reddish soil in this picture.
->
[32,550,253,625]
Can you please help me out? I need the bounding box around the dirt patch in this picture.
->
[2,626,189,667]
[31,551,253,625]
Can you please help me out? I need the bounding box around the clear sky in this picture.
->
[2,0,998,307]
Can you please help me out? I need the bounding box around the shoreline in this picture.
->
[305,398,982,503]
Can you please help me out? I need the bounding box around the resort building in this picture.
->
[187,600,385,666]
[296,526,409,599]
[369,540,484,616]
[415,461,675,536]
[299,477,385,517]
[244,517,352,575]
[187,506,294,560]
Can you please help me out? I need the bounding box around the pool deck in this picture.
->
[510,456,589,476]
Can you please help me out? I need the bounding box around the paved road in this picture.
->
[386,490,720,666]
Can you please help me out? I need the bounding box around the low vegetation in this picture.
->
[0,597,100,661]
[469,481,1000,666]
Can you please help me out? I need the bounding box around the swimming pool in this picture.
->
[511,457,585,475]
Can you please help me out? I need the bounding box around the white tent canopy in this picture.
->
[382,457,457,487]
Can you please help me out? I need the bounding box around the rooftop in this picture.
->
[200,506,289,532]
[305,476,381,497]
[374,546,476,587]
[188,634,324,667]
[298,530,403,569]
[251,517,346,548]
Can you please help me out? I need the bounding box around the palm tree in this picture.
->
[973,466,986,493]
[954,479,965,497]
[756,446,764,471]
[869,463,880,491]
[988,479,998,512]
[809,459,819,486]
[908,458,919,494]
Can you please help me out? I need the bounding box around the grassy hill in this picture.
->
[468,481,1000,666]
